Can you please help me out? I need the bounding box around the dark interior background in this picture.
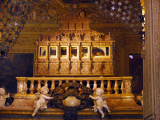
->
[0,53,33,93]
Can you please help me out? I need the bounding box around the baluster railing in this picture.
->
[100,80,104,90]
[16,76,133,96]
[107,80,111,94]
[93,80,97,90]
[50,81,55,92]
[121,80,124,94]
[45,80,48,87]
[37,81,41,93]
[80,80,83,85]
[30,80,34,94]
[24,79,27,94]
[86,80,90,88]
[59,80,62,86]
[114,80,119,94]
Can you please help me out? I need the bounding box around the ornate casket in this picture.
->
[34,12,114,76]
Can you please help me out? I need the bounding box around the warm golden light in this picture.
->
[140,0,145,15]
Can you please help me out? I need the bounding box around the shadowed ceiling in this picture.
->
[0,0,144,56]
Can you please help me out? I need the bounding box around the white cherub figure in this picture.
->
[0,88,10,107]
[32,85,54,117]
[89,88,111,118]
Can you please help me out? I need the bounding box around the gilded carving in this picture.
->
[49,63,59,74]
[34,11,114,76]
[123,80,131,94]
[59,62,70,74]
[37,63,48,75]
[92,62,102,74]
[102,62,113,75]
[81,62,91,75]
[51,82,92,111]
[70,62,81,74]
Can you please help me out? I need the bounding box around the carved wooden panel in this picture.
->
[37,63,48,75]
[76,22,82,30]
[59,62,70,74]
[70,62,81,74]
[34,63,38,74]
[102,62,113,75]
[61,21,68,30]
[69,22,75,30]
[49,63,59,74]
[81,62,91,75]
[92,62,102,75]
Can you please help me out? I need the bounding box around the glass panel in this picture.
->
[50,47,57,58]
[92,46,109,57]
[61,47,67,58]
[71,47,78,58]
[39,46,47,57]
[106,47,109,56]
[81,46,88,58]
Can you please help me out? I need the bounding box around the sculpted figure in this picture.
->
[32,85,53,117]
[0,88,10,107]
[89,88,110,118]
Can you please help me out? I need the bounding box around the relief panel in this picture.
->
[92,62,102,75]
[49,63,59,74]
[70,62,81,74]
[102,62,113,75]
[37,63,48,75]
[59,62,70,74]
[81,62,91,75]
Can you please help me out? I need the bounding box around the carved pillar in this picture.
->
[57,43,60,74]
[57,43,60,60]
[88,43,91,61]
[143,0,160,119]
[34,42,39,75]
[123,79,131,94]
[78,43,80,61]
[68,43,70,61]
[47,42,50,73]
[16,77,27,94]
